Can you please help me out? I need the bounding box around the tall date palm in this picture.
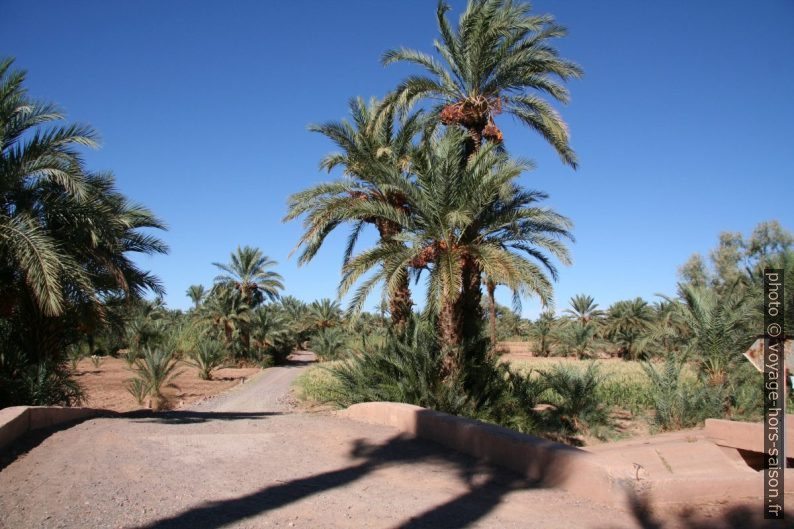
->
[340,130,571,373]
[285,97,425,327]
[213,245,283,307]
[383,0,582,164]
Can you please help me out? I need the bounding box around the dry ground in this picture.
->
[0,353,782,529]
[72,356,261,412]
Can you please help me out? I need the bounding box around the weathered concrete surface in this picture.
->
[0,406,106,453]
[705,416,794,454]
[341,401,635,505]
[344,402,794,509]
[590,428,794,506]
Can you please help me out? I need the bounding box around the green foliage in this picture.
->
[127,347,182,411]
[188,339,228,380]
[121,348,140,366]
[642,359,723,431]
[125,377,148,405]
[89,355,102,369]
[0,58,166,405]
[542,363,611,436]
[67,343,88,371]
[311,327,347,361]
[383,0,582,166]
[308,298,342,330]
[316,317,607,441]
[0,344,84,406]
[213,246,283,307]
[527,311,557,356]
[554,321,600,359]
[604,298,654,360]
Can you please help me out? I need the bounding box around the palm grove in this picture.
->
[2,1,791,441]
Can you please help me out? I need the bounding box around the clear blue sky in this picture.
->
[2,0,793,317]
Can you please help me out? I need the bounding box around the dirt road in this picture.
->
[0,353,773,529]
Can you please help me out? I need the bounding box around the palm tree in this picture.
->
[213,246,283,307]
[249,305,289,350]
[308,298,342,330]
[285,98,425,328]
[200,287,252,352]
[1,59,167,364]
[563,294,603,325]
[528,310,556,356]
[664,284,754,385]
[556,321,600,359]
[603,298,654,360]
[648,298,689,355]
[383,0,582,165]
[186,284,206,309]
[0,58,98,318]
[340,130,571,373]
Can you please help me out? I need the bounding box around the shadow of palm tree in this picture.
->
[607,491,788,529]
[135,432,566,529]
[123,410,283,424]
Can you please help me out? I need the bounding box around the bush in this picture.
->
[321,318,549,436]
[643,358,723,431]
[0,345,84,407]
[542,363,612,437]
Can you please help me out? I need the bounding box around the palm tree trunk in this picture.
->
[439,295,461,378]
[486,279,497,345]
[459,255,483,343]
[375,219,412,328]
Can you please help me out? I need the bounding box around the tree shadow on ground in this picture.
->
[123,410,283,424]
[134,432,559,529]
[607,491,789,529]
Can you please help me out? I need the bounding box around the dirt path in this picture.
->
[0,354,773,529]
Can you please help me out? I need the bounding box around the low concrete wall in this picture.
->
[342,402,794,508]
[705,416,794,454]
[0,406,105,453]
[342,402,636,506]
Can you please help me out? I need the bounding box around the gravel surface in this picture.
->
[0,352,776,529]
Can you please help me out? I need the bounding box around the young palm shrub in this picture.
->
[128,347,182,411]
[325,317,548,434]
[642,358,723,431]
[188,339,228,380]
[311,327,348,361]
[527,311,557,356]
[125,377,148,406]
[121,348,140,366]
[542,363,611,439]
[89,355,102,369]
[66,343,88,371]
[327,320,469,413]
[554,321,601,359]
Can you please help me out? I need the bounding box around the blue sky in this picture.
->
[2,0,793,317]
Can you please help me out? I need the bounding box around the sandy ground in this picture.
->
[73,357,261,412]
[0,352,783,529]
